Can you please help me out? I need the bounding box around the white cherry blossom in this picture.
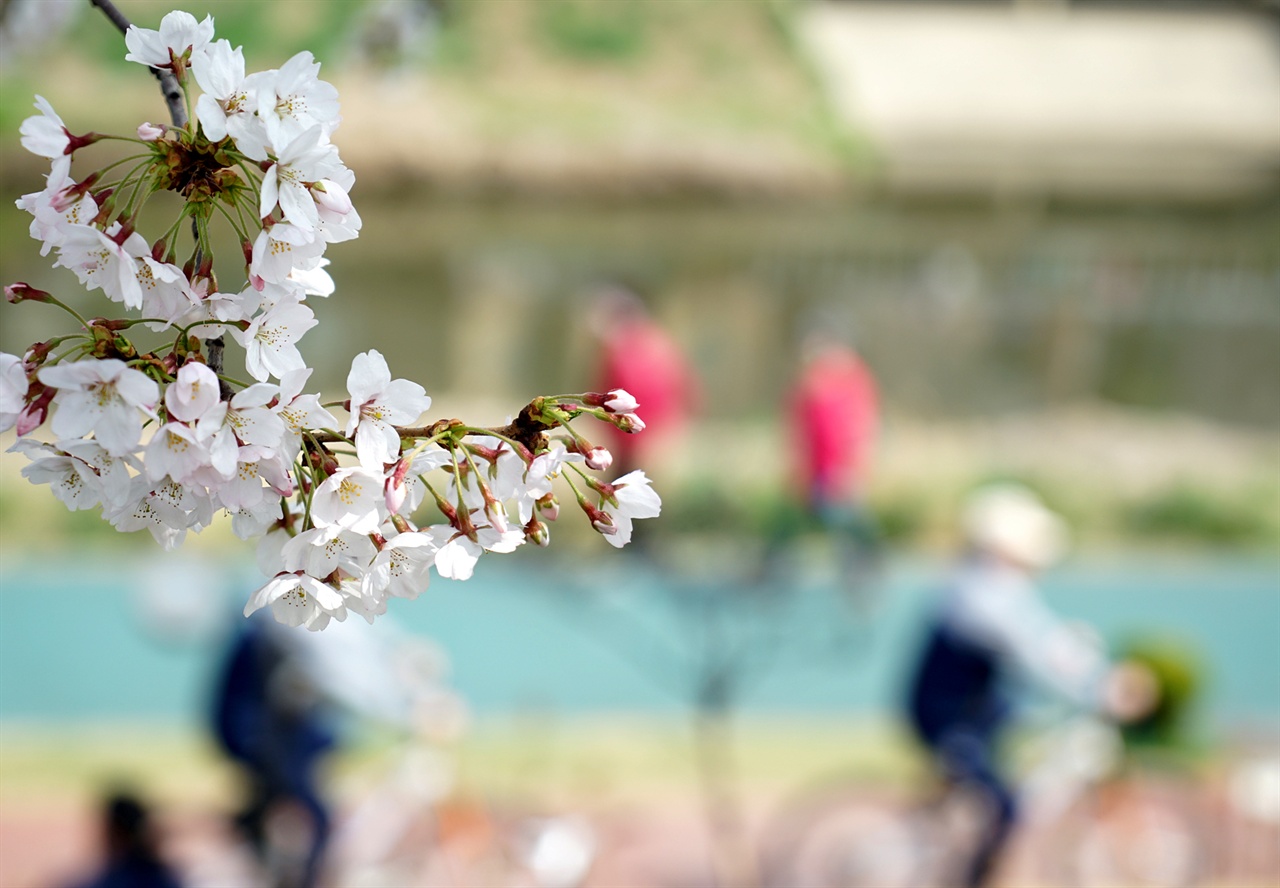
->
[17,170,98,257]
[222,382,286,451]
[289,258,335,297]
[192,39,268,159]
[600,470,662,548]
[249,222,325,288]
[428,519,524,582]
[311,465,386,533]
[165,362,221,422]
[107,476,200,549]
[1,353,28,432]
[345,350,430,468]
[18,96,72,180]
[260,126,346,231]
[124,11,214,71]
[273,368,337,443]
[54,223,151,309]
[232,298,317,381]
[145,418,211,484]
[229,496,284,541]
[13,439,105,511]
[255,50,341,149]
[39,358,158,456]
[283,525,377,581]
[517,444,579,524]
[136,257,197,328]
[364,531,437,605]
[61,438,138,508]
[244,571,348,631]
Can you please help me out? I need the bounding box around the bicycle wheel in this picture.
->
[760,791,939,888]
[1045,777,1208,888]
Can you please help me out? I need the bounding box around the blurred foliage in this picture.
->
[1124,484,1277,545]
[1117,635,1205,751]
[536,0,648,62]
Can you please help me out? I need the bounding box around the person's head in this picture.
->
[101,791,158,859]
[961,484,1068,574]
[586,282,647,339]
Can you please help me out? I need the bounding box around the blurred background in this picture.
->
[0,0,1277,886]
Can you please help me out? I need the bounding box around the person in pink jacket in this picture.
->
[790,335,879,515]
[590,285,698,477]
[781,333,883,596]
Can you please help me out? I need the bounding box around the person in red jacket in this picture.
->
[590,285,697,477]
[790,334,879,515]
[783,333,882,597]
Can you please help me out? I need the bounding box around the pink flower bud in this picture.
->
[604,389,639,413]
[526,518,550,547]
[537,493,559,522]
[137,122,165,141]
[16,388,52,435]
[579,499,615,535]
[385,476,408,514]
[385,457,412,513]
[585,447,612,471]
[5,283,51,304]
[312,179,353,215]
[613,412,646,434]
[484,500,510,533]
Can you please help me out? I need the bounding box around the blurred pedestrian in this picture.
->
[589,284,697,478]
[66,792,182,888]
[211,612,336,888]
[904,485,1156,888]
[789,333,879,516]
[779,333,882,596]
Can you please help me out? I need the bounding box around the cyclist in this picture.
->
[904,485,1155,888]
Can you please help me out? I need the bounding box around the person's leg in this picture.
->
[290,769,331,888]
[938,729,1018,888]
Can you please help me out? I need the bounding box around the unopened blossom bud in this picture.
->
[526,518,550,547]
[485,500,510,533]
[5,283,51,304]
[385,456,413,513]
[137,122,165,141]
[312,179,353,214]
[613,412,646,434]
[578,499,614,534]
[24,341,53,365]
[604,389,639,413]
[16,387,53,436]
[537,493,559,521]
[564,434,611,470]
[309,449,340,477]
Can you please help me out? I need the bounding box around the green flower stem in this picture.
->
[459,424,532,460]
[43,295,92,330]
[216,373,250,391]
[213,201,251,245]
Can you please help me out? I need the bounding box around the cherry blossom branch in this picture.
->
[4,9,662,631]
[88,0,230,400]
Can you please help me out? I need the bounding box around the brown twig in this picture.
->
[308,402,562,453]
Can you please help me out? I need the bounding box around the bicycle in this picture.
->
[758,713,1210,888]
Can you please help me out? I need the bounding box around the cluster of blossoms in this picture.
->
[2,10,659,631]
